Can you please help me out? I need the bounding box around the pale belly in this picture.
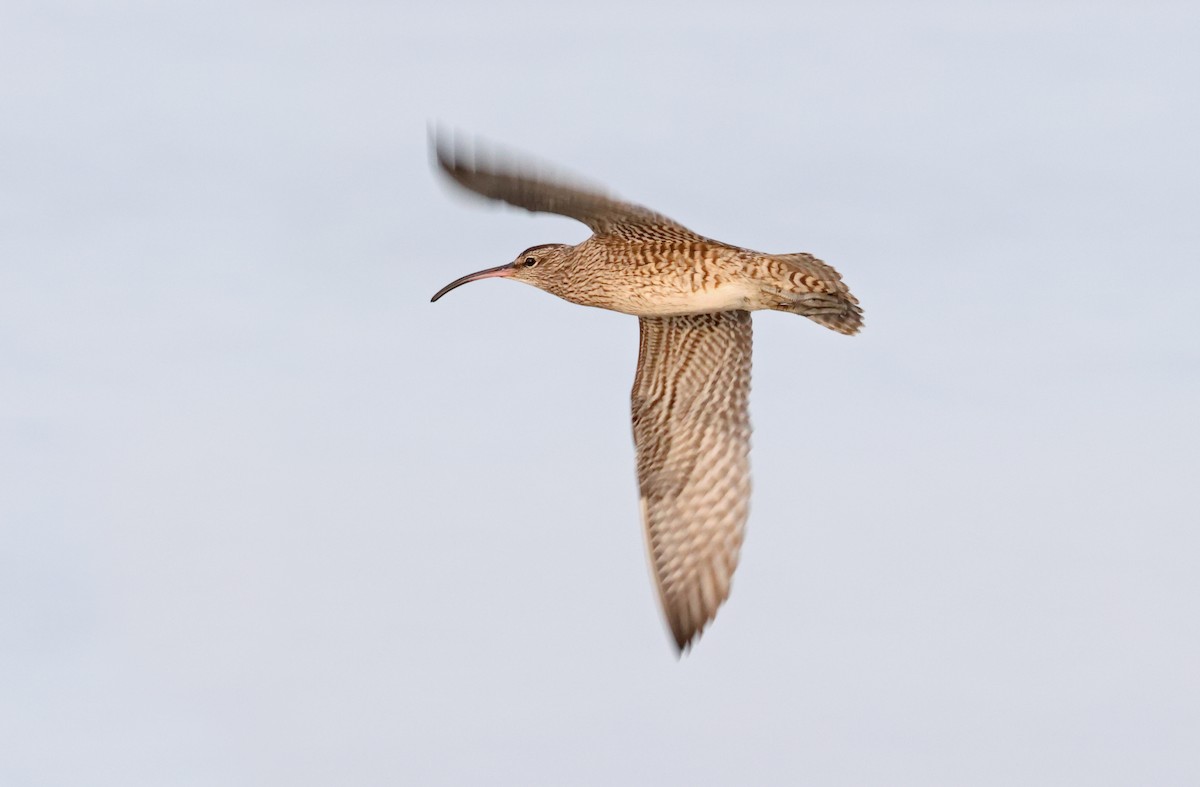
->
[604,279,760,317]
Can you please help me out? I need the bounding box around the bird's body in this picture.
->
[431,135,861,651]
[460,233,863,331]
[529,237,760,316]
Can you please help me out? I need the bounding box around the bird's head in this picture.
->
[431,243,573,302]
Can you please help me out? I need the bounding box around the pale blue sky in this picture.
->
[2,1,1198,784]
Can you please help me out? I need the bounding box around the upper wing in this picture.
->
[432,132,702,242]
[631,310,753,651]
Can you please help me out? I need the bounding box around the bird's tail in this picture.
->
[758,252,863,335]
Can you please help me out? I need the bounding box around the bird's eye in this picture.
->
[523,257,537,267]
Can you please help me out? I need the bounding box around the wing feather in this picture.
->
[631,311,752,651]
[432,132,701,242]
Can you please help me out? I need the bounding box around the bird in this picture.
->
[430,133,862,652]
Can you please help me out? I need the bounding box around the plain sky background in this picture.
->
[2,1,1198,784]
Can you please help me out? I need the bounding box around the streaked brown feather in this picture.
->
[631,311,753,651]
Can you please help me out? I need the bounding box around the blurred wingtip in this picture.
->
[667,616,707,658]
[671,627,687,657]
[427,121,457,177]
[426,127,604,196]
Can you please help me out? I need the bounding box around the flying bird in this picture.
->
[430,133,862,652]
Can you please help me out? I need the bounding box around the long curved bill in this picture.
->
[430,263,516,302]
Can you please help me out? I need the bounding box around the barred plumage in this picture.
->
[431,132,862,651]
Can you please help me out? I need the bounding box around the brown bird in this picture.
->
[431,134,861,652]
